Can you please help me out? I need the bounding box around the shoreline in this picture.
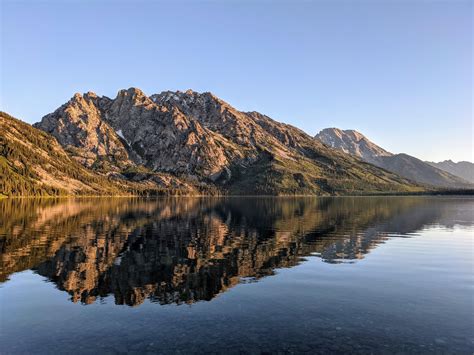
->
[2,189,473,199]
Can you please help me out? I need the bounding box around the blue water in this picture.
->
[0,197,473,354]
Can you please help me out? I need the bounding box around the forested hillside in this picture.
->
[0,112,128,196]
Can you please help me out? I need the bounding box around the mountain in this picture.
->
[315,128,393,165]
[315,128,471,188]
[0,112,202,197]
[30,88,421,196]
[426,160,474,184]
[0,111,124,196]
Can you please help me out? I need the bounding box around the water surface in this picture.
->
[1,197,473,354]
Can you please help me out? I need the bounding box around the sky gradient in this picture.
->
[1,0,472,162]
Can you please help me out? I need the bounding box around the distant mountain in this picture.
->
[315,128,471,188]
[27,88,421,196]
[426,160,474,184]
[315,128,393,165]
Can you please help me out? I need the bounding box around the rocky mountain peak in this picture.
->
[69,91,108,111]
[72,92,83,100]
[118,87,145,96]
[319,128,367,143]
[150,89,224,109]
[84,91,98,98]
[115,87,150,104]
[71,91,99,101]
[34,91,134,171]
[315,128,392,163]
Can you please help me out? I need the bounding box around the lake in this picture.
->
[0,196,473,354]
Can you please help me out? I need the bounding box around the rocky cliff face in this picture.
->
[36,89,244,180]
[1,112,203,196]
[315,128,472,188]
[33,88,422,195]
[36,92,133,172]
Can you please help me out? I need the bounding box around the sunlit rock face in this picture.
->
[35,92,133,172]
[33,88,421,195]
[2,196,468,306]
[315,128,393,164]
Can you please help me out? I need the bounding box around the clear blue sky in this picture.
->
[1,0,472,162]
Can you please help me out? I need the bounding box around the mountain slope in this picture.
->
[0,111,126,196]
[0,112,205,197]
[34,88,422,195]
[315,128,471,188]
[426,160,474,183]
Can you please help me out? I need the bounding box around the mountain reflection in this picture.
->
[1,197,471,306]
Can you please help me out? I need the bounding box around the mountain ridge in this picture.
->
[0,111,209,197]
[4,87,469,196]
[426,160,474,183]
[315,127,471,188]
[32,87,424,195]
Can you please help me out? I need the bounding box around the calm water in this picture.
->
[0,197,473,354]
